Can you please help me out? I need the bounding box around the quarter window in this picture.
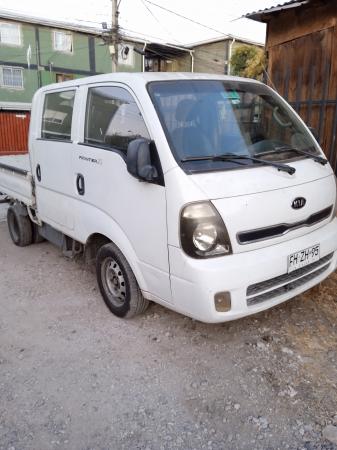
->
[53,31,73,53]
[0,22,21,46]
[41,90,75,141]
[84,86,150,153]
[0,66,23,89]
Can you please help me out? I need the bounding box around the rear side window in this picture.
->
[84,86,150,153]
[41,90,75,141]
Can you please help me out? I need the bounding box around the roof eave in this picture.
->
[245,0,310,23]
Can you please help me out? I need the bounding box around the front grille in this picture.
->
[247,252,333,296]
[238,206,333,245]
[246,252,333,307]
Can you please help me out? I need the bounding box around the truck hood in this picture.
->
[190,159,333,199]
[189,159,336,253]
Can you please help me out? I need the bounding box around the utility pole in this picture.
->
[111,0,119,72]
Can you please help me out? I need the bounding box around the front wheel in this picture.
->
[96,242,149,318]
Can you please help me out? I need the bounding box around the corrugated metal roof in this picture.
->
[245,0,310,22]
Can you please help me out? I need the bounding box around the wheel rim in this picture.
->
[101,257,127,307]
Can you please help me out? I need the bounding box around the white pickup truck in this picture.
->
[0,72,336,323]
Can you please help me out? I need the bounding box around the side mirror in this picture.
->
[127,138,158,182]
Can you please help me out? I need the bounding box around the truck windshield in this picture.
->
[148,80,320,173]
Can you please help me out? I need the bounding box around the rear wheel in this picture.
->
[7,206,33,247]
[96,242,149,318]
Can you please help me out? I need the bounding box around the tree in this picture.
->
[230,45,266,80]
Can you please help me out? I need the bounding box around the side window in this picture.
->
[41,90,75,141]
[84,86,150,153]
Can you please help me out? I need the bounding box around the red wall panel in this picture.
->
[0,111,30,155]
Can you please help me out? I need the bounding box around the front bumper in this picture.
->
[169,218,337,323]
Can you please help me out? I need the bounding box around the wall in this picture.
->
[0,20,143,105]
[265,1,337,49]
[193,41,227,74]
[173,54,193,72]
[265,1,337,171]
[0,21,39,102]
[175,39,262,75]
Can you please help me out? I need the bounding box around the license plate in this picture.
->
[287,244,320,273]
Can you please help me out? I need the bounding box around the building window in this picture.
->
[41,90,75,141]
[0,22,21,46]
[53,31,73,53]
[0,66,24,89]
[56,73,74,83]
[84,86,150,153]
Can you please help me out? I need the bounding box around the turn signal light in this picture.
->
[214,292,231,312]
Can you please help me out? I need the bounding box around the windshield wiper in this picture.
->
[257,146,328,166]
[181,153,296,175]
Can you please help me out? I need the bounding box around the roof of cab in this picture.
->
[37,72,262,94]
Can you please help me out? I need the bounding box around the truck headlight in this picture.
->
[193,223,218,252]
[180,202,232,258]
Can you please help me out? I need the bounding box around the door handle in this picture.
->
[36,164,41,182]
[76,173,85,196]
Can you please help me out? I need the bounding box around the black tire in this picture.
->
[96,242,149,318]
[7,206,33,247]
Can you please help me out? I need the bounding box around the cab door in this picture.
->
[31,88,77,233]
[71,84,171,303]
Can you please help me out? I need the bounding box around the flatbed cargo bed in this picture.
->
[0,154,34,206]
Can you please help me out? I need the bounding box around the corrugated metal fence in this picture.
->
[0,111,30,155]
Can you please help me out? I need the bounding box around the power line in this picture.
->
[139,0,181,45]
[143,0,228,36]
[119,26,175,44]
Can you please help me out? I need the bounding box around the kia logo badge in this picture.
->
[292,197,306,209]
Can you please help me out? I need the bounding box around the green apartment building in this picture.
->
[0,11,146,106]
[0,11,193,104]
[0,11,191,153]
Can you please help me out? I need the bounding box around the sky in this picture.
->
[0,0,282,45]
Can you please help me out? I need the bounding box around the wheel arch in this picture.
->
[84,231,147,292]
[85,233,111,263]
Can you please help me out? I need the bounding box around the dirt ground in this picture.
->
[0,220,336,450]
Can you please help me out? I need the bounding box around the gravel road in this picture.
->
[0,221,336,450]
